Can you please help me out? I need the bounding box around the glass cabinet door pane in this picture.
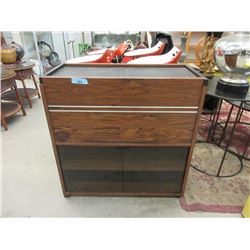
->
[123,147,188,194]
[58,146,123,193]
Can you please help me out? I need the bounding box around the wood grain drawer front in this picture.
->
[50,111,197,146]
[43,78,203,106]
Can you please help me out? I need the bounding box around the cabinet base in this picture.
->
[63,191,181,197]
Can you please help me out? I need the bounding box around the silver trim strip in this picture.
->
[49,110,197,114]
[48,105,198,109]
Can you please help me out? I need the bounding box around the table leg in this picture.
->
[207,104,217,141]
[207,98,222,142]
[1,112,8,130]
[238,108,244,122]
[218,103,234,146]
[20,78,33,108]
[209,111,213,121]
[31,74,41,98]
[13,83,26,116]
[216,101,244,177]
[241,136,250,161]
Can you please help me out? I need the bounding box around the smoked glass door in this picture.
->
[123,147,188,194]
[58,146,123,193]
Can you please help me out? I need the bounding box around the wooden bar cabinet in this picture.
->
[40,63,207,197]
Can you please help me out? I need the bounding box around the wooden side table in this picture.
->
[2,60,40,108]
[1,68,26,130]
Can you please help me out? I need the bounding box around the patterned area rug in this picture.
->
[180,101,250,213]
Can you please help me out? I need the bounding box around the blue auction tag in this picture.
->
[71,78,88,85]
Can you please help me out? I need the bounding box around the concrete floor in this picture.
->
[1,79,240,218]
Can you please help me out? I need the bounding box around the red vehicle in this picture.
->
[66,33,182,64]
[122,41,165,63]
[127,46,182,64]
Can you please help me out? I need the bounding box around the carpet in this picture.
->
[180,101,250,213]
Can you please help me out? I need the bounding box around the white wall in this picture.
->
[83,32,92,45]
[20,32,37,59]
[63,32,84,59]
[51,32,67,62]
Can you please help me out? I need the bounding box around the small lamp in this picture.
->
[214,32,250,97]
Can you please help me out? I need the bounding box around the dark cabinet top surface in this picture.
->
[44,63,206,80]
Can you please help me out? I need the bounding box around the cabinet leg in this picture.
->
[63,192,71,198]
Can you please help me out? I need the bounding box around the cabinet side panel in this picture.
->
[40,85,68,196]
[180,84,208,195]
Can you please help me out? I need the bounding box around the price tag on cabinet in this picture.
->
[71,78,88,85]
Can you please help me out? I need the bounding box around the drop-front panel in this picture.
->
[40,64,207,197]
